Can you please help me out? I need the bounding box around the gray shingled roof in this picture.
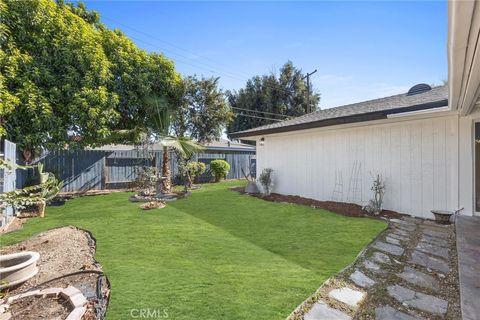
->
[231,85,448,138]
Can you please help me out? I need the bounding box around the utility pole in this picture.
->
[302,69,317,113]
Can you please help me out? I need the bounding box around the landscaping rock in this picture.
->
[398,266,439,290]
[372,251,391,264]
[375,306,424,320]
[387,285,448,315]
[349,270,375,288]
[372,241,404,256]
[415,242,448,259]
[409,251,449,273]
[328,287,365,308]
[304,300,352,320]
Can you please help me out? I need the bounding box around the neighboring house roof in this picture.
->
[230,85,448,138]
[91,139,255,152]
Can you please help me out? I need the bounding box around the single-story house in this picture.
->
[231,1,480,219]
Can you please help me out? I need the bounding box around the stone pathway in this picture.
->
[288,216,460,320]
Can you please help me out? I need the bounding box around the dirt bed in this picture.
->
[231,186,404,219]
[1,226,109,320]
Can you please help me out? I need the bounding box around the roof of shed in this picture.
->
[230,85,448,138]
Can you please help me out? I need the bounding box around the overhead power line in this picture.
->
[233,113,283,122]
[100,15,310,96]
[231,107,289,118]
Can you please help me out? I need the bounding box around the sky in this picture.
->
[83,1,447,109]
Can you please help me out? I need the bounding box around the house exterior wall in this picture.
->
[256,114,461,219]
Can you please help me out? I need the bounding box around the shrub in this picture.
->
[258,168,274,195]
[364,174,385,215]
[187,161,206,184]
[210,160,230,182]
[134,167,157,195]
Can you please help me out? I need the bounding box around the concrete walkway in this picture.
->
[456,216,480,320]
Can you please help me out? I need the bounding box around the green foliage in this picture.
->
[0,181,386,319]
[0,0,180,158]
[258,168,274,195]
[209,159,230,182]
[364,174,385,215]
[173,76,233,143]
[0,162,63,209]
[226,61,320,137]
[186,161,206,183]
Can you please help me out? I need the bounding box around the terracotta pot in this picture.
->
[0,251,40,290]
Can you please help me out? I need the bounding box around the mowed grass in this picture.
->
[0,180,386,319]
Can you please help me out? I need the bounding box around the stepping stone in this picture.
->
[395,223,416,232]
[391,218,416,226]
[304,300,352,320]
[388,232,409,241]
[387,285,448,315]
[375,306,424,320]
[423,229,449,239]
[415,242,448,259]
[398,266,440,290]
[409,251,449,273]
[364,259,383,272]
[328,287,365,308]
[372,251,391,264]
[372,241,404,256]
[349,270,375,288]
[386,236,401,245]
[420,235,448,248]
[393,228,410,237]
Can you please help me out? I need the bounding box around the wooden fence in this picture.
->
[17,149,255,193]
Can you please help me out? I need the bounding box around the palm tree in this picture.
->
[146,96,204,195]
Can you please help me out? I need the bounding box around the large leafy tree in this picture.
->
[226,61,320,137]
[172,76,233,143]
[0,0,180,161]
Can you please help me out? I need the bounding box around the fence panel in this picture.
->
[1,139,16,226]
[19,149,255,193]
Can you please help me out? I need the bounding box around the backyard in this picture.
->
[1,180,386,319]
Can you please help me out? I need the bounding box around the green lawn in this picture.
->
[1,181,386,319]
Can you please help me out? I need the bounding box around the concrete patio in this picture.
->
[456,216,480,320]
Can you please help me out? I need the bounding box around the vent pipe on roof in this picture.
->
[407,83,432,96]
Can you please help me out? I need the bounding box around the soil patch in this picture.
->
[230,186,404,219]
[1,226,109,319]
[9,295,72,320]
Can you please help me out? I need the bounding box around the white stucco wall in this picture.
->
[255,114,462,219]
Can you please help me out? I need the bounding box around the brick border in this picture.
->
[0,286,87,320]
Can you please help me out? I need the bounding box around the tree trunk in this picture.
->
[161,146,171,194]
[38,200,46,218]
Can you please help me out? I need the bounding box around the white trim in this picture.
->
[387,106,453,118]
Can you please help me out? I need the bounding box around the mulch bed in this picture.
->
[230,186,404,219]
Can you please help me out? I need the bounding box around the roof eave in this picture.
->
[230,99,448,139]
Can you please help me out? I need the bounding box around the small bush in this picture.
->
[187,162,206,183]
[258,168,274,195]
[210,159,230,182]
